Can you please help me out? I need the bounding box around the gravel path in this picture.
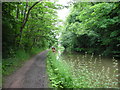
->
[3,50,49,88]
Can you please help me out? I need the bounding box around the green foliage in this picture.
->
[2,47,44,77]
[61,31,77,51]
[30,47,46,55]
[2,3,19,58]
[2,49,29,76]
[47,51,73,88]
[2,1,61,85]
[61,2,120,58]
[47,51,119,88]
[2,1,60,58]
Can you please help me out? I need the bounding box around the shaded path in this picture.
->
[3,50,49,88]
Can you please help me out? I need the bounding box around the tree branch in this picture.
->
[20,1,42,32]
[19,0,42,46]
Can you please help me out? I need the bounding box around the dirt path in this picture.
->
[3,50,49,88]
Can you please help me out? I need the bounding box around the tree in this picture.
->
[61,2,120,58]
[2,1,62,58]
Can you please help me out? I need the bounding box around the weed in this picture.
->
[47,51,119,88]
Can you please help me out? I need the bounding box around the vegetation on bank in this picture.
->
[61,2,120,58]
[2,1,61,76]
[2,47,45,77]
[47,51,119,88]
[2,2,61,59]
[2,1,61,84]
[2,1,120,88]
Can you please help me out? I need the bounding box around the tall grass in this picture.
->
[47,51,119,88]
[2,50,29,76]
[47,51,73,88]
[2,47,45,77]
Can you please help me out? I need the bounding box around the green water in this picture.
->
[60,52,120,87]
[62,52,120,72]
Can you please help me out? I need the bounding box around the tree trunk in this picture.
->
[19,1,42,47]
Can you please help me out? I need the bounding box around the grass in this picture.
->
[47,51,73,88]
[2,47,45,83]
[2,50,29,76]
[47,51,119,88]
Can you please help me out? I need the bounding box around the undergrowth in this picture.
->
[2,47,45,77]
[47,51,119,88]
[47,51,73,88]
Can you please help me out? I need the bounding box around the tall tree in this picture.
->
[61,2,120,58]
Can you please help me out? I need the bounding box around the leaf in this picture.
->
[110,31,119,37]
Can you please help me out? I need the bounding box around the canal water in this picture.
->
[61,52,119,72]
[58,51,120,87]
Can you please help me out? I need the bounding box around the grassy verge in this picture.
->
[47,51,73,88]
[2,47,45,83]
[47,51,119,88]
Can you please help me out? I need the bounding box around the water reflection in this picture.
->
[61,52,120,87]
[61,52,119,72]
